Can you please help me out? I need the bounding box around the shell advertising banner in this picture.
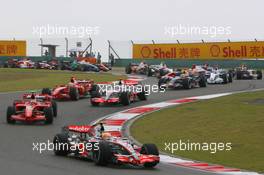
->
[133,41,264,59]
[0,40,27,56]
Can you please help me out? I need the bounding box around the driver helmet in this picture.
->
[204,64,209,70]
[70,77,76,83]
[30,91,36,99]
[102,132,111,140]
[181,68,188,74]
[99,122,105,132]
[118,79,123,85]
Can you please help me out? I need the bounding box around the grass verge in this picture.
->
[131,91,264,173]
[0,68,125,92]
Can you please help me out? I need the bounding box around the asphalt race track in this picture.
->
[1,77,264,175]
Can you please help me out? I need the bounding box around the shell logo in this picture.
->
[210,45,221,57]
[140,46,152,58]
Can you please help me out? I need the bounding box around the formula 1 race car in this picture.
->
[73,61,100,72]
[4,58,35,68]
[42,78,99,101]
[125,62,172,77]
[35,60,59,70]
[3,58,19,68]
[18,58,35,68]
[234,67,262,80]
[90,80,147,106]
[60,61,73,70]
[53,125,160,168]
[6,93,57,124]
[158,71,207,89]
[147,64,173,78]
[60,60,100,72]
[125,62,149,75]
[95,63,112,72]
[207,69,233,84]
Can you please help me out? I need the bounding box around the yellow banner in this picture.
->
[133,41,264,59]
[0,40,27,56]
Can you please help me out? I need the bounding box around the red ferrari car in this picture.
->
[42,78,99,101]
[90,80,147,106]
[53,125,160,168]
[6,93,57,124]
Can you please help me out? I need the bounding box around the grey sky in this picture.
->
[1,0,263,58]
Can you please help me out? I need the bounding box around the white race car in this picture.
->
[18,59,35,68]
[147,64,173,78]
[207,69,233,84]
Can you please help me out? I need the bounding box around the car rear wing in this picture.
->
[67,125,94,133]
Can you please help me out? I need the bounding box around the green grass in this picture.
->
[0,68,125,92]
[131,91,264,173]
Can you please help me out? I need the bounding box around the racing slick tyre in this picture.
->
[91,91,101,98]
[90,99,100,106]
[60,64,66,70]
[257,70,262,80]
[69,87,80,101]
[53,133,70,156]
[42,88,52,95]
[126,64,132,74]
[155,72,162,79]
[159,69,166,78]
[13,100,22,107]
[61,126,70,134]
[158,78,167,90]
[44,107,54,124]
[3,63,8,68]
[228,73,233,83]
[125,64,132,74]
[93,141,112,166]
[90,84,100,97]
[222,74,228,84]
[7,63,15,68]
[119,92,130,106]
[137,90,147,101]
[143,67,149,75]
[140,144,159,168]
[79,65,86,72]
[6,106,16,124]
[229,70,235,78]
[147,68,153,77]
[236,71,242,80]
[199,76,207,87]
[51,100,57,117]
[183,79,191,89]
[35,62,41,69]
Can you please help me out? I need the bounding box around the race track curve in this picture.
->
[0,76,263,175]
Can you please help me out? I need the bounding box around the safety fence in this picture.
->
[114,58,264,69]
